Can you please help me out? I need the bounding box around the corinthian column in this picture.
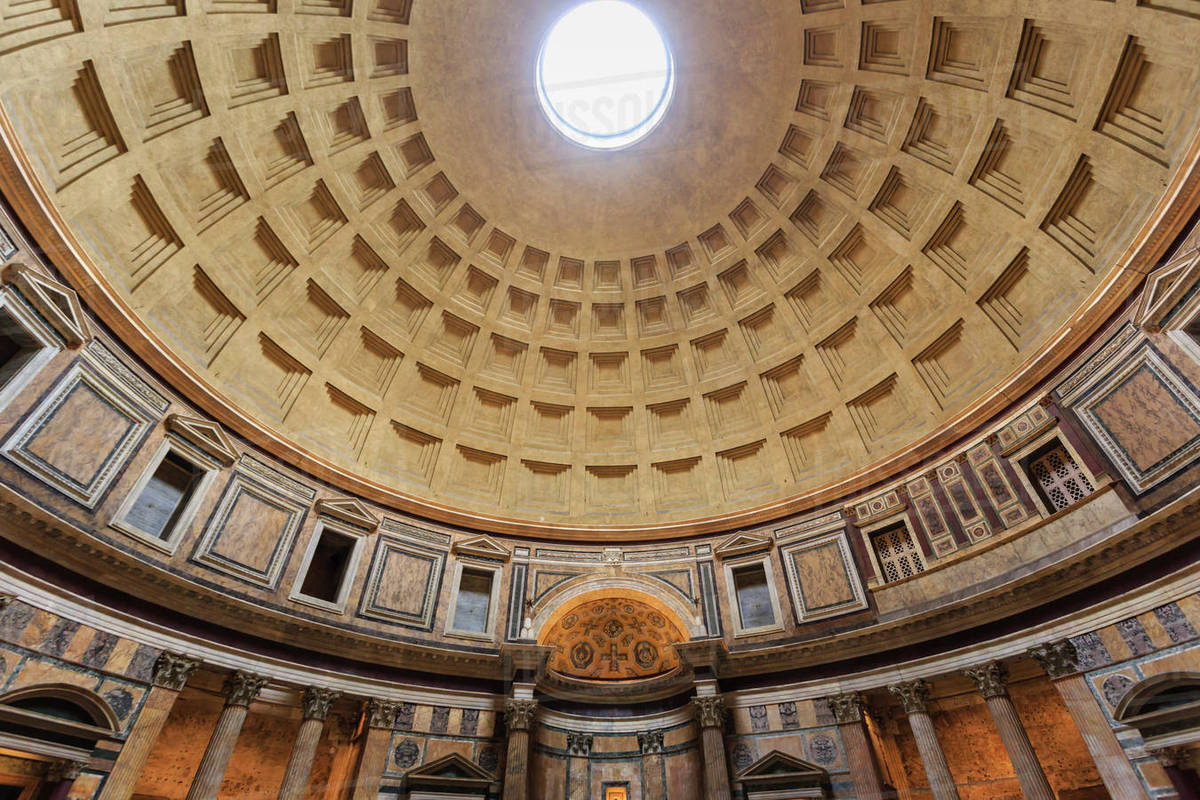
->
[185,670,267,800]
[1027,640,1149,800]
[826,693,885,800]
[502,698,538,800]
[889,680,959,800]
[277,687,340,800]
[349,698,398,800]
[692,695,732,800]
[964,662,1054,800]
[99,652,200,800]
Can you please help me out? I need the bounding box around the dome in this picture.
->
[2,0,1193,538]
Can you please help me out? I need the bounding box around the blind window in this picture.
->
[452,568,494,634]
[125,451,204,540]
[1028,444,1094,512]
[871,524,926,584]
[733,563,775,630]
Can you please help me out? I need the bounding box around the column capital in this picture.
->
[826,692,866,724]
[691,695,726,730]
[153,652,200,691]
[504,698,538,731]
[638,729,664,754]
[365,698,399,729]
[1151,746,1195,769]
[1027,640,1079,680]
[888,679,932,716]
[963,661,1009,699]
[566,731,593,756]
[46,759,85,781]
[301,686,340,721]
[222,670,267,707]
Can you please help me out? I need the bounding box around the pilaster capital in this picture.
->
[1027,640,1079,681]
[504,698,538,732]
[152,652,200,691]
[888,679,932,716]
[566,731,593,756]
[222,670,267,707]
[963,661,1009,699]
[826,692,866,724]
[365,698,400,729]
[0,594,13,610]
[301,686,340,721]
[46,759,85,782]
[1150,746,1194,768]
[691,695,726,730]
[638,729,664,754]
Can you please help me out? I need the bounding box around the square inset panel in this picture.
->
[358,536,445,630]
[191,473,307,587]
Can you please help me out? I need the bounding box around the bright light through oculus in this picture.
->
[537,1,674,150]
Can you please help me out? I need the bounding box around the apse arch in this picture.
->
[0,683,120,731]
[530,574,703,641]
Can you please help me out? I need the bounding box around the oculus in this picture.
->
[536,1,674,150]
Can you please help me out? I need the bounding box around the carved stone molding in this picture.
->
[1027,640,1079,680]
[963,661,1009,699]
[826,692,866,724]
[692,695,726,730]
[46,759,85,781]
[301,686,340,721]
[888,679,932,716]
[152,652,200,691]
[566,731,593,756]
[366,698,400,729]
[638,729,664,754]
[222,670,267,707]
[504,698,538,732]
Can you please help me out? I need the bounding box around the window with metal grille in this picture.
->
[870,524,925,584]
[1026,442,1093,512]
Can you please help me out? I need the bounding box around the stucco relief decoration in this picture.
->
[541,596,685,681]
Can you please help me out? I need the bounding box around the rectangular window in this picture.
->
[0,308,41,390]
[123,451,206,541]
[452,567,495,634]
[732,563,776,630]
[870,523,925,584]
[1025,441,1094,512]
[297,527,359,604]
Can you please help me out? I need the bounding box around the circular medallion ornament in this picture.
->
[810,735,838,766]
[633,640,658,668]
[393,739,420,769]
[570,641,595,669]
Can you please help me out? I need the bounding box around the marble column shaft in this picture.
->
[185,671,267,800]
[640,730,667,800]
[889,680,959,800]
[277,687,340,800]
[692,696,732,800]
[502,699,538,800]
[964,662,1054,800]
[1028,641,1150,800]
[827,693,885,800]
[99,653,199,800]
[349,699,399,800]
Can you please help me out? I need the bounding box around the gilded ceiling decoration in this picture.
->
[542,596,685,681]
[0,0,1197,536]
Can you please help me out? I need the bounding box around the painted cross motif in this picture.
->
[606,641,628,672]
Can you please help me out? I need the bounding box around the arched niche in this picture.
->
[529,574,704,640]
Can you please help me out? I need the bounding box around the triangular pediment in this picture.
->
[402,752,494,793]
[738,750,828,794]
[453,534,510,561]
[714,531,771,559]
[1134,246,1200,330]
[3,264,90,347]
[315,497,380,531]
[165,414,238,466]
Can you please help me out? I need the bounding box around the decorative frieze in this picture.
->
[153,652,201,691]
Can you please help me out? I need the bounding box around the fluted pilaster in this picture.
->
[349,698,399,800]
[277,687,340,800]
[692,696,732,800]
[503,698,538,800]
[826,692,885,800]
